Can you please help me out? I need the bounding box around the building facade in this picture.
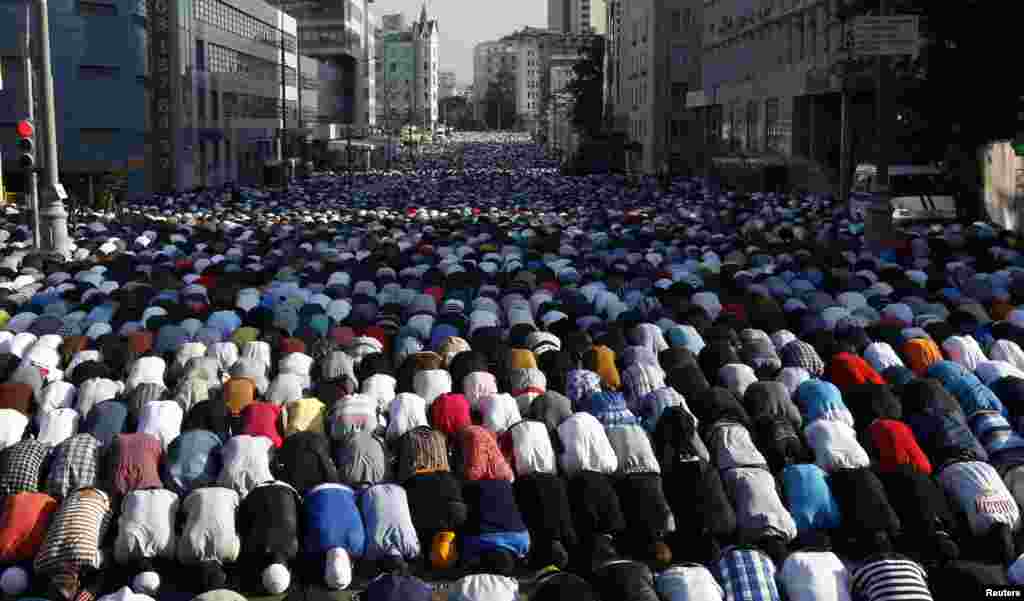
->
[548,58,577,157]
[375,6,438,129]
[605,0,702,173]
[549,0,607,35]
[474,28,598,133]
[691,0,849,181]
[266,0,374,130]
[439,69,457,99]
[0,0,345,197]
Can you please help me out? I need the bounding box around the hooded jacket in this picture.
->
[743,382,802,428]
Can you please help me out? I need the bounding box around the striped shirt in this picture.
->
[851,556,933,601]
[34,488,113,576]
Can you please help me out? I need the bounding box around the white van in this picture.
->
[851,164,957,223]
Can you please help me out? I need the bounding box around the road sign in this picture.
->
[854,15,920,56]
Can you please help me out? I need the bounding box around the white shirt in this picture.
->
[655,564,724,601]
[36,408,80,446]
[177,487,241,565]
[38,381,77,415]
[780,551,853,601]
[804,420,872,473]
[137,401,183,451]
[218,435,274,499]
[114,489,180,562]
[0,409,29,451]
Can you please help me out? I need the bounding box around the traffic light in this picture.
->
[16,119,35,171]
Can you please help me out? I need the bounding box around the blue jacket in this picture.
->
[781,464,842,533]
[303,484,366,558]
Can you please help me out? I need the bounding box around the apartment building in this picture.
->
[375,6,439,129]
[607,0,702,173]
[549,0,608,35]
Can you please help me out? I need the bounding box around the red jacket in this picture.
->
[868,418,933,475]
[828,352,886,390]
[243,402,285,448]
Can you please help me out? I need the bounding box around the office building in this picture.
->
[267,0,375,130]
[1,0,344,197]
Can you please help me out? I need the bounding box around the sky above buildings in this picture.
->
[374,0,546,85]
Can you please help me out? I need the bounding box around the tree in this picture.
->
[439,96,477,130]
[378,77,407,134]
[566,36,605,139]
[483,63,516,130]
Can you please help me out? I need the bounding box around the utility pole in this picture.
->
[22,2,40,249]
[34,0,71,258]
[278,33,286,163]
[867,0,893,249]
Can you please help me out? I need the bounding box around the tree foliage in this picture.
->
[566,36,605,139]
[483,63,516,130]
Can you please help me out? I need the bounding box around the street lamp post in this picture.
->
[33,0,71,258]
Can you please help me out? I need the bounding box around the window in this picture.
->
[746,99,759,152]
[78,64,120,79]
[390,62,397,72]
[78,1,117,16]
[212,141,220,167]
[195,40,206,71]
[671,10,681,33]
[79,128,118,146]
[765,97,781,151]
[808,13,816,59]
[211,90,219,121]
[671,82,686,110]
[197,87,206,122]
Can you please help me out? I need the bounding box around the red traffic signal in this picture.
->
[16,119,34,139]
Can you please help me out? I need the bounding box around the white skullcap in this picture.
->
[133,571,161,596]
[0,566,29,596]
[325,547,353,590]
[262,563,290,594]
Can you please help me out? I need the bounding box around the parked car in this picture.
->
[851,164,957,222]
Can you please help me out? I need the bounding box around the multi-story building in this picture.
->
[690,0,849,179]
[0,0,342,197]
[549,0,608,35]
[474,27,598,133]
[375,5,439,129]
[606,0,702,173]
[439,70,458,99]
[548,58,577,156]
[265,0,374,130]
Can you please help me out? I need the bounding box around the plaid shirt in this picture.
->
[0,439,51,496]
[715,546,781,601]
[780,341,825,377]
[45,434,102,500]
